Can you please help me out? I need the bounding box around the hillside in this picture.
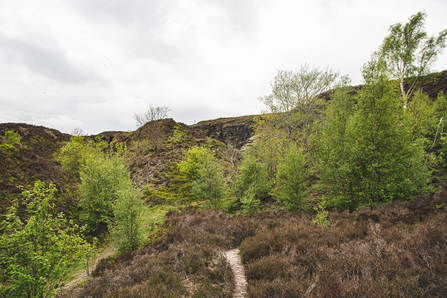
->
[0,123,78,216]
[1,70,447,298]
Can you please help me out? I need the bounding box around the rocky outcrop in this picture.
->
[191,115,258,149]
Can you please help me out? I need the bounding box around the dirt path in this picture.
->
[225,249,248,298]
[61,246,116,292]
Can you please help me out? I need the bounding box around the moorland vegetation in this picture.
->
[1,11,447,297]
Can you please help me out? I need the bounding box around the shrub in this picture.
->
[110,182,145,253]
[0,181,91,298]
[235,154,270,203]
[179,146,226,208]
[4,129,22,145]
[273,145,309,210]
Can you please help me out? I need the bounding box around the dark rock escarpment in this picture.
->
[191,115,257,149]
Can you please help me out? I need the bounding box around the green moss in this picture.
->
[155,164,195,203]
[4,130,22,145]
[0,144,18,156]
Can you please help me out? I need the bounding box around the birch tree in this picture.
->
[378,11,447,103]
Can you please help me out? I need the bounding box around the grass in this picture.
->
[140,204,177,235]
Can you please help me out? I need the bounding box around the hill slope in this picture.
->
[0,123,78,216]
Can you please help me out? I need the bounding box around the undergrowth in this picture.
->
[60,208,257,297]
[240,191,447,297]
[60,190,447,298]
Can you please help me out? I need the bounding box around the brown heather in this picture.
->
[61,191,447,297]
[241,191,447,298]
[61,208,256,297]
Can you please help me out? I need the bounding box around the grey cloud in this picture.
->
[72,0,177,28]
[318,0,352,10]
[72,0,187,63]
[126,30,186,63]
[200,0,260,38]
[0,34,105,84]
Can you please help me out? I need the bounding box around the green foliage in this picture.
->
[378,11,447,100]
[240,184,261,213]
[0,181,91,298]
[234,153,270,213]
[142,184,154,197]
[273,144,310,211]
[110,180,144,253]
[58,136,139,236]
[256,65,342,158]
[79,152,129,234]
[0,143,18,156]
[178,146,211,180]
[56,136,89,180]
[170,125,186,149]
[114,141,127,156]
[433,92,447,119]
[191,155,226,209]
[4,129,22,145]
[179,146,226,209]
[432,92,447,154]
[156,164,195,203]
[408,90,436,144]
[312,197,330,227]
[317,58,430,210]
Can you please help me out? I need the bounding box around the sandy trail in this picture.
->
[225,248,248,298]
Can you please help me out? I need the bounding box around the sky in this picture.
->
[1,0,446,135]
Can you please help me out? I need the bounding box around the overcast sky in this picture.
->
[1,0,446,135]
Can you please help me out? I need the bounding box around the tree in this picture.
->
[71,127,85,137]
[134,104,170,127]
[192,157,226,209]
[315,82,357,210]
[0,181,91,298]
[257,65,341,153]
[317,58,430,210]
[235,153,270,201]
[178,146,211,181]
[109,179,144,253]
[56,136,90,180]
[378,11,447,102]
[179,146,226,209]
[273,144,310,211]
[79,151,130,234]
[134,104,170,155]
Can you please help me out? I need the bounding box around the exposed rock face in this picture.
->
[191,115,257,149]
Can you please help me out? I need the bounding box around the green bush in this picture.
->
[142,184,154,197]
[235,154,270,204]
[273,145,309,210]
[4,129,22,145]
[0,181,91,298]
[317,62,430,210]
[179,146,226,209]
[110,180,145,253]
